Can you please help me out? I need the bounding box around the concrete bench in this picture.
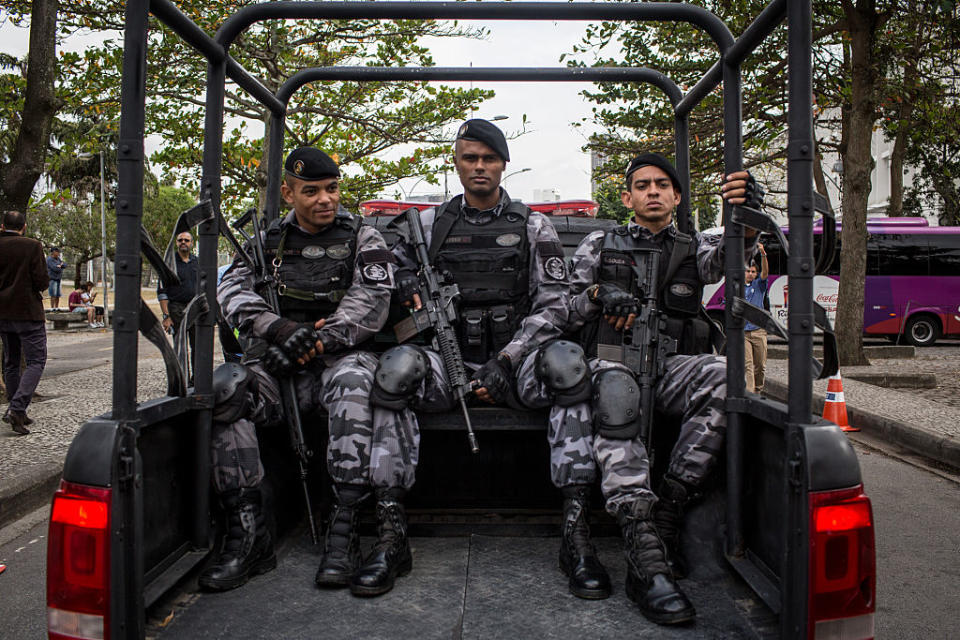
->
[45,311,110,330]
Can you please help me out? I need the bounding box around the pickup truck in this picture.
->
[45,2,876,639]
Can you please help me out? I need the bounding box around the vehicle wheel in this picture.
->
[903,314,941,347]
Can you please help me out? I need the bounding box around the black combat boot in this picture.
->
[349,488,412,597]
[652,474,692,579]
[199,487,276,591]
[618,501,696,625]
[559,485,612,599]
[315,484,368,587]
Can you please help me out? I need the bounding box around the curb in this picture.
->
[0,462,62,530]
[765,379,960,471]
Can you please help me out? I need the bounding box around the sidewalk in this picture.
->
[0,334,168,528]
[763,357,960,471]
[2,338,959,530]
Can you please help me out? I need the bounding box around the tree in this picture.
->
[0,0,59,213]
[569,0,960,366]
[63,2,493,216]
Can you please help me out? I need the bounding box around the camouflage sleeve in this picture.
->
[316,224,394,353]
[217,235,279,337]
[566,230,605,332]
[499,212,570,367]
[695,230,759,284]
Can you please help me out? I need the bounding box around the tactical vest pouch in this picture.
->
[662,277,701,316]
[461,309,487,363]
[490,305,515,354]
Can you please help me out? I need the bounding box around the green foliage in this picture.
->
[1,1,493,218]
[54,1,492,216]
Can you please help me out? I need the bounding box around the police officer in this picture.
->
[517,153,760,625]
[371,117,573,583]
[204,147,406,595]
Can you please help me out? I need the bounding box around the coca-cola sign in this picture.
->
[816,293,839,304]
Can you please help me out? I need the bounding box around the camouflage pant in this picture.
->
[517,351,727,515]
[210,352,420,494]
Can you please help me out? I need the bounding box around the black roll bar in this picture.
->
[215,2,734,52]
[114,2,821,636]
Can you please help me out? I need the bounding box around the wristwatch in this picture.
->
[162,313,170,319]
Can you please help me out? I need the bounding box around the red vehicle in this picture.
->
[359,198,600,217]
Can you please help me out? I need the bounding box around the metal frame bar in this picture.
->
[113,2,818,636]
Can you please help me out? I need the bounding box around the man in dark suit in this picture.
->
[0,210,49,435]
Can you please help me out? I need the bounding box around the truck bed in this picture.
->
[150,528,776,639]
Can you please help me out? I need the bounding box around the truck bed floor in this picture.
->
[152,533,775,639]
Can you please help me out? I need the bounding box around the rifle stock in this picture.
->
[395,208,479,453]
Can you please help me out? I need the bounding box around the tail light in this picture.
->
[47,480,111,640]
[809,485,875,640]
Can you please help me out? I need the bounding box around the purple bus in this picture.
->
[703,217,960,346]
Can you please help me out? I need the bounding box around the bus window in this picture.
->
[928,234,960,275]
[873,234,930,276]
[760,233,784,274]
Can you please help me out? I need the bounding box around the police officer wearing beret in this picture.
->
[205,147,408,595]
[517,153,761,624]
[365,118,572,584]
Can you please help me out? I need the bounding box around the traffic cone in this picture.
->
[823,372,859,432]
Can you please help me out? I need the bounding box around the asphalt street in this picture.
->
[2,441,958,638]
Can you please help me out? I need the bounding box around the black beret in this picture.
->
[625,153,682,193]
[50,247,60,253]
[455,119,510,162]
[284,147,340,181]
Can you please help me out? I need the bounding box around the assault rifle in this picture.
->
[218,207,319,544]
[595,248,676,446]
[390,208,480,454]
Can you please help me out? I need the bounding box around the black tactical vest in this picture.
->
[428,195,532,362]
[587,225,711,356]
[263,212,360,322]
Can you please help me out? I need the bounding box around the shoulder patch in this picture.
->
[359,248,395,286]
[536,240,564,257]
[542,255,568,281]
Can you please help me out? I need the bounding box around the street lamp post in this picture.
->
[501,167,532,184]
[99,150,109,327]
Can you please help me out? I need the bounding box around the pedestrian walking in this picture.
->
[46,246,65,311]
[158,230,199,373]
[0,210,50,435]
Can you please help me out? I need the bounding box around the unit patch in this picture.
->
[302,245,325,259]
[362,263,389,284]
[669,282,695,297]
[326,243,351,260]
[495,233,522,247]
[544,256,567,281]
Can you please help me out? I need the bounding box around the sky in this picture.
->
[0,5,607,203]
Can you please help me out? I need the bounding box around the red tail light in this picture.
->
[47,480,111,640]
[809,485,875,640]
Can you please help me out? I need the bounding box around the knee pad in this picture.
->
[212,363,258,424]
[371,345,430,410]
[535,340,592,407]
[592,368,641,439]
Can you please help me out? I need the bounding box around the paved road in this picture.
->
[42,331,161,378]
[2,443,957,639]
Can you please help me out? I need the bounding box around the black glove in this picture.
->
[475,355,514,404]
[743,172,766,210]
[395,267,421,306]
[593,283,638,319]
[262,344,296,378]
[280,326,321,363]
[264,317,303,346]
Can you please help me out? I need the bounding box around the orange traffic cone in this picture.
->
[823,372,859,432]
